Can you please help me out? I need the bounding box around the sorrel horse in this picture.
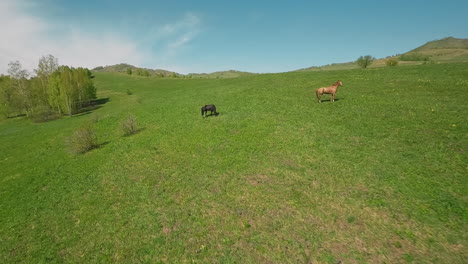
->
[315,80,343,103]
[201,104,218,117]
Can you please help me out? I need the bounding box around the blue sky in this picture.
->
[1,0,467,74]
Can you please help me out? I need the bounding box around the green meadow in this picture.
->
[1,63,467,263]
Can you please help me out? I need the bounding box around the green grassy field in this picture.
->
[1,63,467,263]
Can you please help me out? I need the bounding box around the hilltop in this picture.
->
[404,37,468,62]
[411,37,468,52]
[92,63,183,78]
[93,64,256,79]
[297,37,468,71]
[188,70,256,79]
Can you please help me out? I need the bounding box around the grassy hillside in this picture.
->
[401,37,468,63]
[1,63,467,263]
[411,37,468,52]
[299,37,468,71]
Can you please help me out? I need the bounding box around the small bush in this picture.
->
[126,89,133,95]
[386,59,399,67]
[68,123,99,154]
[423,60,436,65]
[400,53,430,61]
[121,114,139,136]
[30,105,59,123]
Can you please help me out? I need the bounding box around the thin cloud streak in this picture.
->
[146,12,201,60]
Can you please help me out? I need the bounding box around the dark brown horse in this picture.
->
[315,80,343,103]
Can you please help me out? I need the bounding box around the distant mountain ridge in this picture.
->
[188,70,255,78]
[93,64,255,79]
[297,36,468,72]
[94,37,468,76]
[92,63,182,78]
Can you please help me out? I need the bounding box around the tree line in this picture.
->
[0,55,96,121]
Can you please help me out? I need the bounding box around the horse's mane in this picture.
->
[333,80,341,86]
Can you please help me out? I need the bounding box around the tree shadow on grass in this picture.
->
[123,127,146,137]
[71,141,110,155]
[87,141,110,153]
[74,98,111,116]
[98,141,110,148]
[7,113,27,119]
[318,98,342,103]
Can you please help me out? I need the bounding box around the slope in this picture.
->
[0,63,467,263]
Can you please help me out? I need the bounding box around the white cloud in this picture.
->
[0,0,202,75]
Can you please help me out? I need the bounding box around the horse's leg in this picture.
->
[316,89,321,103]
[331,93,335,102]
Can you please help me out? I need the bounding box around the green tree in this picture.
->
[50,66,96,116]
[8,61,32,116]
[0,75,18,118]
[36,54,59,77]
[47,71,62,115]
[356,55,375,69]
[35,55,58,101]
[127,68,132,75]
[31,55,59,118]
[58,66,77,116]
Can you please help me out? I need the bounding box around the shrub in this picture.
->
[30,105,59,123]
[68,123,99,154]
[399,53,430,61]
[423,60,436,65]
[126,89,133,95]
[356,55,375,69]
[386,59,399,67]
[121,114,139,136]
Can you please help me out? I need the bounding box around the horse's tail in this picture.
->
[315,88,320,98]
[201,107,204,116]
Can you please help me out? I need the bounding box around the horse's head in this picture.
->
[336,80,343,86]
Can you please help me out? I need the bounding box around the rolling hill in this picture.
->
[92,63,183,78]
[188,70,256,79]
[1,62,467,263]
[93,37,468,76]
[405,37,468,62]
[298,37,468,71]
[93,64,256,79]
